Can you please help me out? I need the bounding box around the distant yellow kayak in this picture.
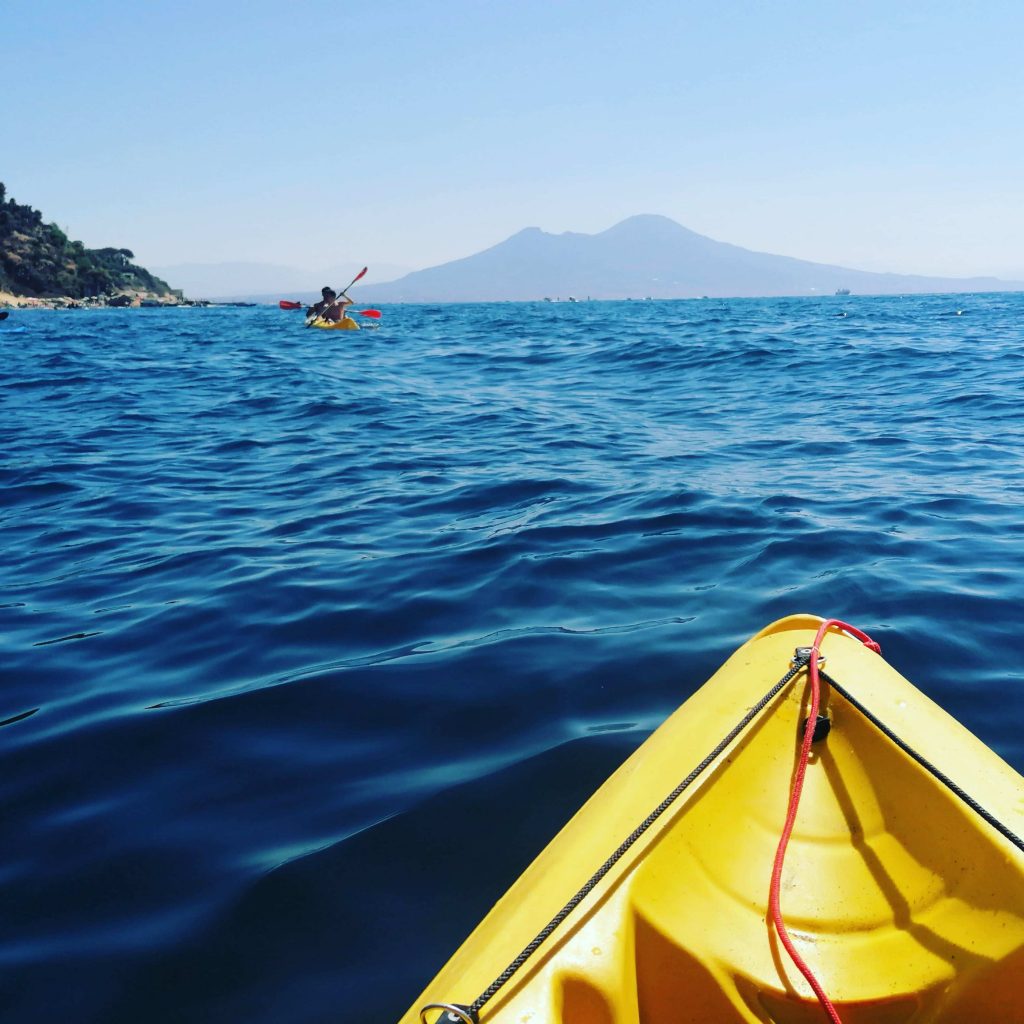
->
[309,316,359,330]
[406,615,1024,1024]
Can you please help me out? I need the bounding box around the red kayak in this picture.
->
[279,300,303,310]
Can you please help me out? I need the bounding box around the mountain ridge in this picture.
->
[363,215,1024,302]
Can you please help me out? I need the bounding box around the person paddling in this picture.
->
[306,286,352,323]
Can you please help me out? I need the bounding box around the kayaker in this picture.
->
[306,287,352,323]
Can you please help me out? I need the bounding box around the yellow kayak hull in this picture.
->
[404,615,1024,1023]
[309,316,359,330]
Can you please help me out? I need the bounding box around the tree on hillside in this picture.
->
[0,183,176,299]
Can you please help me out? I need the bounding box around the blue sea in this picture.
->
[2,295,1023,1022]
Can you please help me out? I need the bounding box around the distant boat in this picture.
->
[835,288,851,296]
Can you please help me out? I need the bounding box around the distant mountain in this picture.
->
[362,215,1024,302]
[152,261,414,301]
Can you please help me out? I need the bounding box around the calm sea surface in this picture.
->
[2,295,1023,1022]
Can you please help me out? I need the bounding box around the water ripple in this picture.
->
[2,295,1023,1022]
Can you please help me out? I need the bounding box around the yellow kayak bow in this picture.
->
[309,316,360,331]
[404,614,1024,1024]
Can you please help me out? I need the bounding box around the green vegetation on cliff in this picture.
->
[0,183,178,299]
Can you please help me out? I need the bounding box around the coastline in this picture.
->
[0,289,201,310]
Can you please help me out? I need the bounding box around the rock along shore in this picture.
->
[0,289,208,309]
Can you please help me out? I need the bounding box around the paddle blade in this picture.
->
[279,300,303,310]
[356,309,382,318]
[340,266,369,294]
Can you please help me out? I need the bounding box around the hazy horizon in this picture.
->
[7,1,1024,280]
[153,214,1024,299]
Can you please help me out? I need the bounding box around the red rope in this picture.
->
[767,619,880,1024]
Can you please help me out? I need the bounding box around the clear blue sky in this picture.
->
[6,0,1024,278]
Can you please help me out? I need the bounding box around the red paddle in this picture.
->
[284,303,380,317]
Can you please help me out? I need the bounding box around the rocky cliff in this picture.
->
[0,183,181,305]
